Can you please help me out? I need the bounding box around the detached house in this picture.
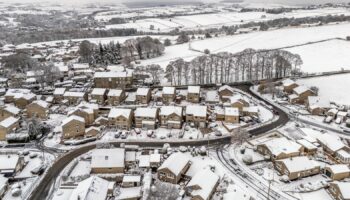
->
[14,93,36,109]
[91,148,125,174]
[290,86,316,104]
[94,71,133,89]
[69,107,95,125]
[53,88,66,103]
[63,91,88,105]
[136,88,151,104]
[225,107,239,123]
[275,156,320,181]
[26,100,50,119]
[61,115,85,139]
[134,108,158,129]
[329,182,350,200]
[307,96,330,116]
[158,153,191,184]
[0,105,20,121]
[218,85,234,101]
[162,87,176,104]
[256,137,303,160]
[107,89,126,106]
[90,88,107,105]
[229,95,249,112]
[282,79,298,93]
[185,105,207,128]
[159,106,183,129]
[0,117,20,141]
[324,164,350,181]
[187,86,200,103]
[186,168,219,200]
[108,108,133,130]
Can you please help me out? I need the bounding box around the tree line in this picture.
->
[79,36,165,66]
[165,49,302,86]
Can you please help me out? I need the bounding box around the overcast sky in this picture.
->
[1,0,350,6]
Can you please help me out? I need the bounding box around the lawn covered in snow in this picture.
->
[297,73,350,105]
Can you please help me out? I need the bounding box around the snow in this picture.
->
[159,106,182,116]
[158,152,190,176]
[32,100,49,109]
[185,105,207,117]
[134,107,157,118]
[186,168,219,200]
[2,105,20,115]
[0,154,20,171]
[122,175,141,183]
[188,86,200,94]
[136,88,150,96]
[297,73,350,106]
[94,71,132,78]
[0,117,18,128]
[162,87,175,95]
[326,164,350,174]
[138,155,150,168]
[69,176,109,200]
[225,107,239,116]
[61,115,85,127]
[334,182,350,199]
[257,137,302,157]
[116,186,142,200]
[91,148,125,169]
[278,156,320,173]
[91,88,106,96]
[108,89,123,97]
[108,108,132,119]
[293,85,310,95]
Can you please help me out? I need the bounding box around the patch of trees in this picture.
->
[108,17,127,24]
[165,49,302,86]
[79,36,165,66]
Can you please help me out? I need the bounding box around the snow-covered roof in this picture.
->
[308,96,330,109]
[282,79,296,87]
[108,108,132,119]
[0,116,19,128]
[2,105,20,115]
[61,115,85,127]
[243,106,259,113]
[219,85,234,93]
[63,91,85,98]
[188,86,200,94]
[160,106,182,116]
[186,168,219,200]
[205,91,219,102]
[69,176,109,200]
[296,139,317,150]
[94,71,132,78]
[115,187,142,200]
[333,182,350,199]
[86,126,100,133]
[293,85,312,95]
[134,107,157,118]
[317,133,345,152]
[32,100,50,109]
[123,175,141,183]
[150,154,161,163]
[186,105,207,117]
[225,107,239,116]
[278,156,320,173]
[229,93,248,104]
[91,88,106,96]
[108,89,123,97]
[163,87,175,95]
[337,149,350,159]
[138,155,150,168]
[258,137,301,157]
[288,94,298,100]
[326,164,350,174]
[78,102,99,111]
[158,153,190,176]
[136,88,150,96]
[0,154,20,170]
[91,148,125,169]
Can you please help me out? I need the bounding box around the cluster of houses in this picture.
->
[249,130,350,200]
[52,147,219,200]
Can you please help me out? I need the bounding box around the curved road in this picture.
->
[28,84,290,200]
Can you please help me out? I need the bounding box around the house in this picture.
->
[187,86,201,103]
[205,91,220,104]
[125,151,137,166]
[63,91,88,105]
[214,107,225,121]
[229,95,249,112]
[122,175,141,188]
[324,165,350,181]
[91,88,107,105]
[134,108,158,129]
[91,148,125,174]
[0,117,20,141]
[158,153,191,184]
[327,108,339,119]
[150,153,161,168]
[0,105,20,121]
[292,86,316,104]
[26,100,50,119]
[282,79,298,93]
[108,108,133,130]
[335,149,350,164]
[296,139,317,155]
[85,127,100,138]
[162,87,176,104]
[4,89,31,103]
[0,154,24,177]
[159,106,183,129]
[136,88,151,104]
[186,168,219,200]
[307,96,330,116]
[224,107,239,123]
[275,156,320,180]
[61,116,85,139]
[0,175,8,198]
[138,155,150,169]
[329,182,350,200]
[316,133,346,155]
[256,137,303,160]
[185,105,207,128]
[69,106,95,126]
[53,88,66,103]
[69,176,110,200]
[94,71,133,89]
[14,93,36,109]
[115,187,142,200]
[242,106,259,117]
[218,85,234,101]
[107,89,126,106]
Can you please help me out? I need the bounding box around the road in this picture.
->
[28,83,290,200]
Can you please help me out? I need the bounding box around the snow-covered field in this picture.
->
[297,73,350,105]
